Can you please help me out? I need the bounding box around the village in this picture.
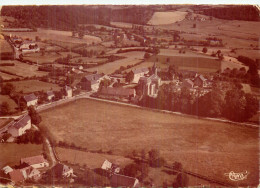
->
[0,4,259,187]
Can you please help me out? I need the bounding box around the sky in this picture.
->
[0,0,259,5]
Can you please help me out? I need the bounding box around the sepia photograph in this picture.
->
[0,1,259,187]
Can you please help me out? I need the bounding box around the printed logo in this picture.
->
[224,171,249,181]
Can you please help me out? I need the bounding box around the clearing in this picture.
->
[148,11,187,25]
[40,98,258,186]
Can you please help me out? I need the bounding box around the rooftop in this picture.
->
[24,93,37,102]
[20,155,48,166]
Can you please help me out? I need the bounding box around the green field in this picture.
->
[0,143,43,169]
[40,98,258,186]
[10,80,61,94]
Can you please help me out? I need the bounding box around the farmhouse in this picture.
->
[64,86,72,98]
[110,174,139,188]
[182,79,194,88]
[138,63,161,97]
[8,169,25,183]
[8,115,31,137]
[193,75,207,87]
[2,166,13,174]
[46,91,55,101]
[23,93,38,106]
[20,166,41,180]
[81,74,104,91]
[52,163,74,178]
[99,87,136,98]
[20,155,49,169]
[101,159,120,174]
[131,67,149,83]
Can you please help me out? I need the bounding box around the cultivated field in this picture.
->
[0,72,18,80]
[87,57,142,74]
[10,80,61,94]
[0,143,43,169]
[40,98,258,186]
[148,11,187,25]
[0,60,48,77]
[3,28,102,45]
[0,95,18,112]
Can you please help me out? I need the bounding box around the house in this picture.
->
[20,155,49,169]
[81,74,104,91]
[101,160,120,174]
[8,115,31,137]
[131,68,149,83]
[65,86,72,98]
[110,174,139,188]
[138,63,161,97]
[19,41,38,51]
[193,75,207,87]
[182,79,194,89]
[46,91,55,101]
[99,87,136,99]
[20,166,41,180]
[23,93,38,106]
[8,169,25,183]
[2,166,13,174]
[52,163,74,178]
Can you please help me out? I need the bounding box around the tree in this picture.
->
[1,83,15,95]
[202,47,208,53]
[148,149,160,162]
[0,102,10,115]
[144,52,150,59]
[35,36,40,42]
[172,161,183,171]
[173,172,189,187]
[78,31,84,39]
[126,71,134,83]
[28,106,42,125]
[193,23,196,28]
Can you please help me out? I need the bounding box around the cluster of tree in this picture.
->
[123,162,149,182]
[237,56,259,86]
[28,106,42,125]
[139,82,258,122]
[16,129,43,144]
[0,102,10,115]
[202,5,260,21]
[0,63,15,66]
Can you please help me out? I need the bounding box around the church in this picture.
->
[138,63,161,98]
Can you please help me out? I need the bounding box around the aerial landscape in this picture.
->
[0,4,259,187]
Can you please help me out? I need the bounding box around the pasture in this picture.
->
[0,60,48,77]
[10,80,61,94]
[0,143,43,169]
[148,11,187,25]
[40,98,258,186]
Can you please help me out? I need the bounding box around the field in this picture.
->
[0,38,13,53]
[148,11,187,25]
[10,80,61,94]
[0,60,48,77]
[87,57,142,74]
[0,143,43,169]
[0,72,18,80]
[110,21,133,28]
[3,28,102,45]
[56,147,133,169]
[0,95,18,112]
[40,98,258,186]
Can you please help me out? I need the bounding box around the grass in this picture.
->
[56,147,133,169]
[0,60,48,77]
[0,72,18,80]
[10,80,61,94]
[0,95,18,112]
[3,28,102,45]
[87,57,142,74]
[148,11,187,25]
[0,143,43,169]
[40,98,258,186]
[0,38,13,53]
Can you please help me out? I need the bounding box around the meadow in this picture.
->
[147,11,187,25]
[40,98,258,186]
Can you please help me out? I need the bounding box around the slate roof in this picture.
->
[23,93,37,102]
[20,155,48,166]
[9,169,25,183]
[46,91,54,96]
[196,75,207,81]
[11,115,31,130]
[111,174,138,187]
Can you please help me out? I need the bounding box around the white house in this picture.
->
[46,91,55,101]
[131,68,149,83]
[52,163,74,177]
[65,86,72,98]
[20,155,49,169]
[23,93,38,107]
[8,115,31,137]
[21,166,41,180]
[101,159,120,174]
